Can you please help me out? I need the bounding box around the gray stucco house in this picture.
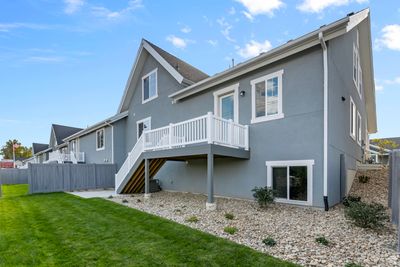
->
[111,8,376,210]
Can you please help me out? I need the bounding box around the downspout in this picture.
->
[105,121,114,164]
[319,32,329,211]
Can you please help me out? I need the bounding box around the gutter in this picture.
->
[319,32,329,211]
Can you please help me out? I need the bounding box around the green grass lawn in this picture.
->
[0,184,297,267]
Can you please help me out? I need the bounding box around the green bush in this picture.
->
[185,216,199,223]
[315,236,330,246]
[343,195,361,207]
[223,226,238,235]
[262,237,277,247]
[358,175,370,184]
[252,186,275,208]
[345,201,389,229]
[345,263,363,267]
[224,213,235,220]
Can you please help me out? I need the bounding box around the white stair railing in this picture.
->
[115,135,144,191]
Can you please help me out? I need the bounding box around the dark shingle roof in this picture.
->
[52,124,83,145]
[32,143,49,154]
[145,39,209,83]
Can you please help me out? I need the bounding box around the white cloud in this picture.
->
[384,76,400,85]
[207,40,218,46]
[91,0,143,20]
[0,23,50,32]
[217,17,235,42]
[181,25,191,34]
[375,24,400,51]
[297,0,368,13]
[236,0,284,17]
[228,7,236,15]
[237,40,272,58]
[25,56,65,63]
[64,0,85,14]
[166,35,190,49]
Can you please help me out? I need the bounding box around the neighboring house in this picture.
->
[0,160,14,168]
[63,111,128,168]
[111,8,376,210]
[369,137,400,164]
[32,143,50,163]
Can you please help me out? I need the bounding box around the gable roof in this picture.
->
[118,39,209,113]
[32,143,49,155]
[51,124,83,146]
[168,9,376,133]
[63,111,129,142]
[145,40,209,83]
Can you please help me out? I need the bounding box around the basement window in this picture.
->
[266,160,314,206]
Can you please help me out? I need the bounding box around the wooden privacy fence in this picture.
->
[0,168,29,185]
[28,163,116,194]
[388,150,400,253]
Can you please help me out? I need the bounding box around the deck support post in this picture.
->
[206,151,216,211]
[144,158,151,198]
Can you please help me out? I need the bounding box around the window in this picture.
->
[358,63,363,97]
[266,160,314,205]
[353,44,358,86]
[96,129,105,151]
[357,111,362,145]
[350,97,356,140]
[142,69,158,103]
[213,84,239,122]
[137,117,151,139]
[251,70,284,124]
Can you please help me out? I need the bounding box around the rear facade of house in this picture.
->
[114,9,376,209]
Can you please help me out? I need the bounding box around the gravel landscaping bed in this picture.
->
[109,167,398,267]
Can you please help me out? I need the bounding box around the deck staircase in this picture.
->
[115,112,249,194]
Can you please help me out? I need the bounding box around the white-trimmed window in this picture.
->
[96,128,105,151]
[142,69,158,103]
[266,160,314,206]
[353,44,358,87]
[358,62,363,98]
[357,111,362,145]
[137,117,151,139]
[213,84,239,123]
[251,70,284,124]
[350,97,356,140]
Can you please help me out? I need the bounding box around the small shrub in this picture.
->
[122,199,129,203]
[315,236,330,246]
[343,195,361,207]
[262,237,277,247]
[345,201,389,229]
[252,186,275,208]
[224,213,235,220]
[345,263,363,267]
[224,226,238,235]
[358,175,370,184]
[185,216,199,223]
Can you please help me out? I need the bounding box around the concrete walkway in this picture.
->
[68,190,116,199]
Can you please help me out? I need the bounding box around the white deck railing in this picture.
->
[46,151,85,164]
[115,112,249,192]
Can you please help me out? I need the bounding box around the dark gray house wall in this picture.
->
[327,23,368,205]
[124,46,326,207]
[78,126,113,164]
[113,118,127,169]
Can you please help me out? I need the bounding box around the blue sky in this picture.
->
[0,0,399,151]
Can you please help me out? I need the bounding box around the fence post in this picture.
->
[28,163,32,194]
[169,123,173,148]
